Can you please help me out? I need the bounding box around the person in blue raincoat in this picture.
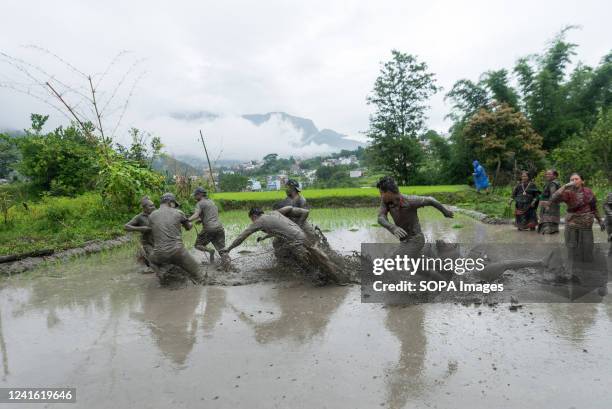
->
[472,160,489,192]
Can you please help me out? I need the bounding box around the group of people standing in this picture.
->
[511,169,612,262]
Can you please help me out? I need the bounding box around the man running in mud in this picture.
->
[377,176,454,257]
[148,193,204,284]
[188,187,230,269]
[220,208,341,285]
[124,196,156,270]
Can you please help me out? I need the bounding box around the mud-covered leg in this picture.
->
[172,248,205,284]
[307,245,343,284]
[212,229,231,271]
[195,231,215,263]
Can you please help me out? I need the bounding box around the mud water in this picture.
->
[0,209,610,408]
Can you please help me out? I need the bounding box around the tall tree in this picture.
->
[514,26,579,149]
[481,69,519,109]
[366,50,439,184]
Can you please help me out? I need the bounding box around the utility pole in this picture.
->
[199,130,216,191]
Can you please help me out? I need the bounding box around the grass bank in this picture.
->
[211,185,469,210]
[0,193,129,256]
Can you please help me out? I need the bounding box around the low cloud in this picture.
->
[143,113,338,161]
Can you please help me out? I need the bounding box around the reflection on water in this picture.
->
[384,305,427,409]
[233,285,349,345]
[202,287,227,336]
[131,284,203,366]
[0,209,610,408]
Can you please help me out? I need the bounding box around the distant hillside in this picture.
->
[152,154,203,176]
[242,112,364,151]
[175,155,242,169]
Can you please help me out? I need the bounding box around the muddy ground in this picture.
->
[0,210,611,409]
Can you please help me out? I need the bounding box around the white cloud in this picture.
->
[0,0,610,158]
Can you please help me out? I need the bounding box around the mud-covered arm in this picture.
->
[377,203,395,233]
[278,206,309,226]
[179,211,193,231]
[256,234,274,242]
[225,222,262,251]
[187,203,201,223]
[409,195,453,217]
[124,215,150,233]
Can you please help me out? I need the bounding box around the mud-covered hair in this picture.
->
[140,196,153,206]
[376,176,399,193]
[248,207,264,217]
[285,179,300,192]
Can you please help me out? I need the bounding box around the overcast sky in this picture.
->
[1,0,610,160]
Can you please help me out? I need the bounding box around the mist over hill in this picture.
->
[241,112,364,151]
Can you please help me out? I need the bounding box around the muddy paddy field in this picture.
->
[1,208,611,409]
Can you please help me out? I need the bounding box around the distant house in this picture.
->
[267,180,281,190]
[303,170,316,185]
[249,179,262,191]
[321,158,337,167]
[349,170,363,178]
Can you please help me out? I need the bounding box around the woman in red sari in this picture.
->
[550,173,605,262]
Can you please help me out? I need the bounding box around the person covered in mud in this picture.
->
[550,173,605,263]
[187,187,229,268]
[269,180,330,254]
[124,196,156,270]
[265,203,324,246]
[376,176,454,257]
[511,171,540,231]
[148,193,204,284]
[538,169,561,234]
[220,208,341,285]
[283,178,308,208]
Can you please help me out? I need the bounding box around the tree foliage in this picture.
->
[115,128,163,170]
[551,109,612,184]
[314,166,358,188]
[97,148,164,212]
[0,133,20,179]
[219,173,248,192]
[17,114,100,195]
[366,50,439,184]
[445,27,612,182]
[463,103,545,184]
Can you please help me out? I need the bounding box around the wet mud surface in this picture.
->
[0,210,611,408]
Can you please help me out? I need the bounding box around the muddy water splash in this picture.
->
[0,209,611,408]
